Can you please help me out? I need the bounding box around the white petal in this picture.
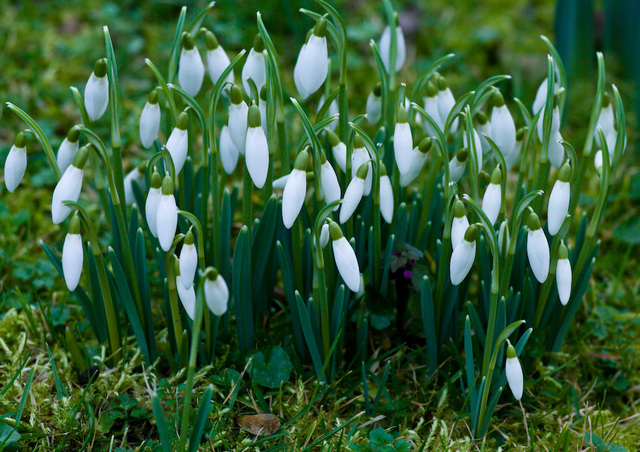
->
[490,105,516,158]
[207,46,233,86]
[505,140,522,171]
[527,228,549,283]
[438,87,458,133]
[62,233,83,291]
[482,183,501,224]
[124,168,145,206]
[242,48,266,95]
[52,166,83,224]
[340,177,365,224]
[366,92,382,125]
[450,238,476,285]
[156,194,178,252]
[140,102,161,149]
[463,129,483,173]
[547,180,570,236]
[282,169,307,229]
[399,146,427,187]
[379,175,394,224]
[532,78,548,115]
[537,106,561,142]
[451,216,469,250]
[380,26,405,72]
[320,161,341,210]
[448,157,466,183]
[556,258,572,305]
[272,174,289,190]
[176,276,196,320]
[498,220,510,254]
[477,121,493,155]
[166,127,189,176]
[294,34,328,99]
[204,275,229,316]
[245,126,269,189]
[394,122,413,175]
[4,145,27,193]
[332,141,347,173]
[351,147,372,195]
[145,187,162,237]
[229,101,249,155]
[332,236,361,292]
[319,223,330,248]
[219,125,239,175]
[57,139,79,174]
[548,132,565,168]
[180,243,198,290]
[423,95,444,133]
[179,47,205,97]
[84,73,109,121]
[506,356,523,400]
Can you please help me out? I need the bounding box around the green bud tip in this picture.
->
[425,81,437,98]
[94,58,108,78]
[373,83,382,97]
[248,104,261,128]
[253,34,264,52]
[177,111,189,130]
[553,93,560,108]
[464,224,478,242]
[182,32,195,50]
[356,161,369,179]
[527,211,541,230]
[475,111,488,125]
[136,161,147,173]
[68,213,81,235]
[150,170,162,189]
[418,137,433,154]
[396,105,408,123]
[516,127,526,142]
[319,149,328,164]
[490,166,502,185]
[314,17,327,38]
[506,341,517,359]
[205,31,219,50]
[491,90,505,108]
[230,84,243,104]
[73,145,91,169]
[453,199,466,218]
[602,92,610,108]
[294,149,309,171]
[379,162,388,177]
[393,13,399,27]
[67,127,80,143]
[260,85,267,101]
[354,134,365,149]
[15,131,27,148]
[480,171,491,185]
[161,175,174,195]
[305,28,313,43]
[184,228,194,245]
[436,74,448,91]
[148,89,159,105]
[456,148,468,162]
[558,162,571,183]
[329,221,344,241]
[173,256,181,274]
[327,129,341,147]
[205,267,220,281]
[558,242,569,260]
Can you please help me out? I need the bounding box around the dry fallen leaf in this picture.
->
[237,414,281,436]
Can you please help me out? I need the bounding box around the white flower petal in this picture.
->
[451,216,469,250]
[332,236,361,292]
[394,122,413,175]
[399,146,427,187]
[219,125,239,175]
[166,127,189,176]
[245,126,269,189]
[52,166,83,225]
[124,167,145,206]
[204,274,229,316]
[482,183,501,225]
[340,177,365,224]
[84,73,109,121]
[207,46,234,86]
[556,257,572,305]
[242,48,266,95]
[4,145,27,193]
[294,34,328,99]
[380,25,406,72]
[57,139,79,174]
[506,356,523,400]
[282,168,307,229]
[463,128,483,173]
[547,180,570,236]
[176,276,197,320]
[320,161,341,210]
[423,94,444,133]
[140,102,161,149]
[450,238,476,285]
[145,187,162,237]
[351,146,372,196]
[156,194,178,252]
[379,175,394,224]
[366,92,382,125]
[229,101,249,155]
[62,233,83,291]
[490,104,516,158]
[180,243,198,290]
[179,47,205,97]
[437,87,458,133]
[332,141,347,173]
[527,228,549,283]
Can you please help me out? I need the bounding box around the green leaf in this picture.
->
[247,346,292,388]
[0,423,21,451]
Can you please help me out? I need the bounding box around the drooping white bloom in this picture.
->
[145,171,162,237]
[245,104,269,189]
[62,214,83,292]
[463,127,483,173]
[204,267,229,316]
[205,31,234,87]
[482,166,502,224]
[327,130,347,173]
[156,176,178,252]
[176,275,196,320]
[259,86,267,134]
[351,137,372,195]
[475,111,492,155]
[123,163,146,206]
[594,94,615,148]
[527,211,549,283]
[394,105,413,175]
[450,224,477,285]
[498,219,510,255]
[272,174,289,190]
[489,92,516,158]
[219,125,239,174]
[400,137,432,187]
[320,158,341,210]
[547,163,571,235]
[4,132,28,193]
[379,164,394,224]
[537,104,561,143]
[242,36,266,95]
[57,128,80,174]
[533,77,559,115]
[451,199,469,250]
[319,223,330,248]
[423,81,444,134]
[556,242,572,305]
[228,85,249,155]
[548,131,565,168]
[140,91,161,149]
[180,229,198,290]
[505,129,524,171]
[178,33,205,97]
[84,59,109,122]
[282,150,308,229]
[329,222,361,292]
[366,85,382,125]
[505,341,523,401]
[436,75,458,133]
[294,19,328,99]
[380,23,406,73]
[52,146,89,225]
[448,148,468,183]
[166,112,189,176]
[340,162,367,224]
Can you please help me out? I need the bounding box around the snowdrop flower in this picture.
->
[489,91,516,158]
[505,128,525,172]
[178,32,205,97]
[379,18,406,73]
[52,145,89,225]
[242,34,266,95]
[498,219,510,255]
[180,228,198,290]
[319,222,330,248]
[451,199,469,250]
[329,221,361,292]
[145,170,162,237]
[532,76,559,115]
[57,127,80,174]
[482,166,502,224]
[62,213,83,292]
[294,18,328,99]
[84,58,109,122]
[318,95,339,131]
[4,131,28,193]
[124,162,146,206]
[205,31,234,87]
[175,259,196,321]
[547,162,571,236]
[475,112,492,155]
[463,126,483,174]
[394,104,413,175]
[450,224,478,285]
[448,148,468,183]
[245,104,269,189]
[423,81,444,134]
[436,74,458,133]
[527,210,549,283]
[536,99,561,143]
[548,130,565,168]
[156,176,178,252]
[204,267,229,316]
[259,86,268,134]
[228,85,248,155]
[272,174,289,190]
[594,93,615,148]
[320,151,341,210]
[400,137,432,187]
[340,161,368,224]
[379,163,394,224]
[139,90,161,149]
[556,242,572,305]
[366,83,382,125]
[219,125,239,175]
[327,130,346,173]
[282,150,308,229]
[351,136,373,196]
[166,112,189,176]
[505,340,523,401]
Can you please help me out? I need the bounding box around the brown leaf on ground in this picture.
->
[237,414,281,436]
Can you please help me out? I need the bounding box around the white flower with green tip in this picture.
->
[228,85,248,155]
[282,150,308,229]
[140,90,161,149]
[57,128,80,174]
[180,229,198,290]
[422,80,444,134]
[366,84,382,125]
[166,112,189,176]
[245,104,269,189]
[62,214,83,292]
[547,163,571,236]
[156,176,178,252]
[527,211,549,283]
[489,91,516,158]
[379,163,394,224]
[145,171,162,238]
[242,35,266,95]
[327,130,347,173]
[450,224,477,285]
[52,145,89,225]
[340,162,368,224]
[448,148,468,183]
[205,31,234,87]
[330,221,361,292]
[436,75,458,133]
[294,18,328,99]
[505,341,523,401]
[84,58,109,122]
[320,153,341,210]
[482,166,502,225]
[178,33,205,97]
[394,105,413,175]
[204,267,229,316]
[556,242,572,305]
[380,20,406,73]
[400,137,432,187]
[451,199,469,250]
[4,131,28,193]
[219,125,239,175]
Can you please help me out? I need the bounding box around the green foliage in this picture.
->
[350,428,411,452]
[247,346,293,388]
